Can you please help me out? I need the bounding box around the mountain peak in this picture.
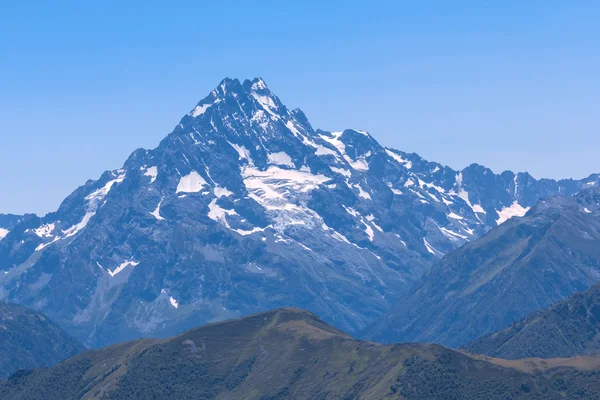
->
[243,76,269,91]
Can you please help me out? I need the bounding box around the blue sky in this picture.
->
[1,1,599,215]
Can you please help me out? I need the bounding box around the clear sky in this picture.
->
[1,1,599,215]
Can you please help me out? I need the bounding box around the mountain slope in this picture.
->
[0,214,29,241]
[1,77,599,347]
[0,302,85,378]
[465,280,600,359]
[2,308,600,400]
[367,188,600,347]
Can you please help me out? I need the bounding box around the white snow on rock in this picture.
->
[251,92,279,117]
[386,182,403,195]
[320,131,369,171]
[169,296,179,308]
[267,151,294,167]
[85,172,126,205]
[232,226,269,236]
[243,166,328,210]
[228,141,252,162]
[455,172,486,215]
[366,214,384,232]
[63,211,95,238]
[361,217,375,241]
[34,223,56,238]
[150,198,165,220]
[285,120,304,138]
[190,99,221,117]
[62,171,126,238]
[35,236,59,251]
[472,204,486,214]
[143,166,158,183]
[243,165,328,229]
[385,149,412,169]
[108,260,139,277]
[423,238,443,256]
[584,207,592,213]
[176,171,208,193]
[352,184,371,200]
[439,226,468,241]
[0,228,8,240]
[343,205,360,217]
[251,78,268,90]
[313,142,338,157]
[496,202,530,225]
[214,186,233,198]
[330,166,351,178]
[447,212,463,220]
[207,198,237,227]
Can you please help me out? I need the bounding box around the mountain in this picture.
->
[0,214,30,242]
[366,188,600,347]
[465,279,600,359]
[2,308,600,400]
[1,77,599,347]
[0,302,85,378]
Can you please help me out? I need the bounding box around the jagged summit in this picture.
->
[1,77,599,347]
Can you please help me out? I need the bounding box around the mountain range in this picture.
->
[367,187,600,347]
[465,278,600,359]
[0,302,84,378]
[3,308,600,400]
[1,77,599,348]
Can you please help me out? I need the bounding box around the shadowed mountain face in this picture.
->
[2,308,600,400]
[1,77,599,347]
[0,214,29,242]
[465,280,600,360]
[0,302,85,378]
[367,188,600,347]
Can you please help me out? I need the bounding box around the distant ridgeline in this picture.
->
[3,309,600,400]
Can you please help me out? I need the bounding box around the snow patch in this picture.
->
[361,217,374,241]
[352,184,371,200]
[214,186,233,198]
[228,142,252,162]
[343,205,360,217]
[455,173,486,215]
[143,166,158,183]
[108,260,139,277]
[439,226,468,241]
[330,166,351,177]
[496,202,530,225]
[0,228,8,240]
[150,198,165,220]
[423,238,443,256]
[190,99,221,117]
[176,171,208,193]
[63,211,96,238]
[320,132,369,171]
[447,212,463,220]
[169,296,179,309]
[367,214,384,232]
[385,149,412,169]
[34,223,55,238]
[251,93,279,117]
[267,151,294,167]
[35,236,59,251]
[207,199,237,227]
